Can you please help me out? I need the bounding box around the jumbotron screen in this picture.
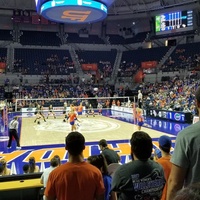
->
[155,10,193,35]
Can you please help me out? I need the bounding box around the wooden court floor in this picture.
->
[20,115,174,147]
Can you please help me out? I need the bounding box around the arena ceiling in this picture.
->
[0,0,199,20]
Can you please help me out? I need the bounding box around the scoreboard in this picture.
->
[155,10,193,35]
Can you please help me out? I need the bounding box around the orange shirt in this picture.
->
[78,105,83,112]
[45,162,105,200]
[69,113,77,122]
[157,156,172,200]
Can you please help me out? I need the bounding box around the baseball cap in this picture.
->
[158,135,172,149]
[99,139,107,147]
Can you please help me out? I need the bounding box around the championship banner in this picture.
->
[81,63,98,71]
[141,61,157,69]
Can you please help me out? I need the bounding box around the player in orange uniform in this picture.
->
[77,103,83,115]
[68,109,77,132]
[136,108,144,130]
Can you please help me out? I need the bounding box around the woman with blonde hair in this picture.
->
[28,157,39,173]
[0,159,11,176]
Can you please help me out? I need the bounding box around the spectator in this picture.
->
[155,135,172,200]
[40,157,59,188]
[111,131,165,200]
[167,86,200,200]
[99,139,120,165]
[0,159,11,176]
[23,164,29,174]
[45,131,105,200]
[173,182,200,200]
[53,155,61,166]
[0,163,4,176]
[87,154,117,200]
[28,157,40,173]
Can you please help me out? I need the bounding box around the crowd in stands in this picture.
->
[14,49,75,75]
[0,56,6,63]
[142,77,199,114]
[118,61,139,77]
[162,42,200,72]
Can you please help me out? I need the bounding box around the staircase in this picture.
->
[156,46,176,69]
[111,50,123,84]
[69,45,84,76]
[7,46,14,73]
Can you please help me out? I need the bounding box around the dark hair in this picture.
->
[29,157,36,173]
[50,157,59,167]
[87,154,108,175]
[130,131,153,161]
[174,182,200,200]
[0,165,4,174]
[23,164,29,173]
[54,155,61,165]
[99,139,107,147]
[65,132,85,156]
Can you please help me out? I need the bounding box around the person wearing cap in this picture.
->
[45,131,105,200]
[155,135,172,200]
[99,139,120,165]
[167,86,200,200]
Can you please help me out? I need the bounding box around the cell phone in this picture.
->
[154,148,162,159]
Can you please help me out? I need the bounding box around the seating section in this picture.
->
[108,32,149,45]
[67,33,105,44]
[0,30,13,41]
[76,50,117,78]
[107,34,125,45]
[0,48,7,62]
[119,46,170,77]
[162,42,200,72]
[20,31,61,46]
[14,48,75,75]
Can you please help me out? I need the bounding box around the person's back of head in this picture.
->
[130,131,153,161]
[173,182,200,200]
[50,157,59,168]
[23,164,29,174]
[0,159,7,175]
[99,139,108,148]
[0,162,4,175]
[53,155,61,165]
[29,157,36,173]
[87,154,108,175]
[65,131,85,156]
[158,135,172,154]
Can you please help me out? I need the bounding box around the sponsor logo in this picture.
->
[174,113,181,121]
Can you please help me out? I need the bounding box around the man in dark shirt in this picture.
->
[111,131,165,200]
[99,139,120,165]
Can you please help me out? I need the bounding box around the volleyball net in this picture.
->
[15,96,131,115]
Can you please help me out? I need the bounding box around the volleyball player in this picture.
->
[47,104,56,119]
[86,104,95,117]
[63,102,69,122]
[68,108,78,132]
[77,102,83,115]
[97,102,103,115]
[136,108,144,130]
[34,103,46,124]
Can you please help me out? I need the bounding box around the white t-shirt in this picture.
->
[40,166,57,187]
